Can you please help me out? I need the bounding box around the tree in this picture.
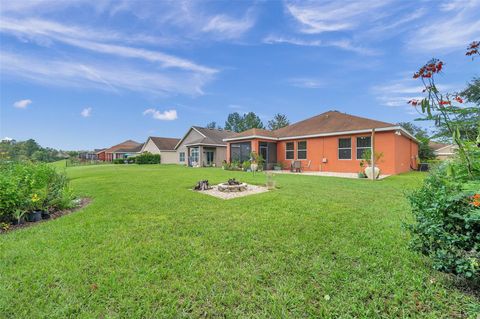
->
[243,112,264,130]
[268,113,290,130]
[224,112,244,132]
[205,121,217,129]
[398,122,435,160]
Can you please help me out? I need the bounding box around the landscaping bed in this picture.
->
[0,198,91,234]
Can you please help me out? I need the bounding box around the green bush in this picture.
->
[135,153,160,164]
[0,162,74,222]
[113,158,125,164]
[242,160,251,171]
[406,163,480,279]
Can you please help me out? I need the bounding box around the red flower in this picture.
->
[455,96,463,103]
[408,99,419,106]
[439,100,451,106]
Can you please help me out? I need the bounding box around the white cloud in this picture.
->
[406,1,480,52]
[202,11,255,39]
[143,109,178,121]
[285,0,390,34]
[288,78,324,89]
[0,51,212,95]
[13,99,32,108]
[80,107,92,117]
[263,35,379,56]
[0,18,216,74]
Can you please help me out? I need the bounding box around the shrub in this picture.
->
[0,162,74,222]
[113,158,125,164]
[135,152,160,164]
[242,160,251,171]
[406,163,480,279]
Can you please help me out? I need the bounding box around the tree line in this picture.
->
[0,139,70,162]
[206,112,290,132]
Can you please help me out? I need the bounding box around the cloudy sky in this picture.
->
[1,0,479,150]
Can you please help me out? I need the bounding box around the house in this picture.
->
[429,141,457,160]
[96,140,143,162]
[224,111,419,175]
[140,136,180,164]
[175,126,235,167]
[79,149,103,160]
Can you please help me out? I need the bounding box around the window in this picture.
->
[297,141,307,160]
[338,138,351,160]
[230,142,251,163]
[356,136,371,160]
[179,152,185,162]
[286,142,294,160]
[190,147,199,163]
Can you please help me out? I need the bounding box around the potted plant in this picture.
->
[13,209,27,225]
[273,163,283,171]
[362,150,384,179]
[250,152,259,172]
[358,161,366,178]
[26,193,44,222]
[242,160,251,171]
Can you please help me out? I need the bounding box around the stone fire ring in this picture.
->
[217,183,248,192]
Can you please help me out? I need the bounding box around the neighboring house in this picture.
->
[224,110,419,175]
[429,141,457,160]
[140,136,180,164]
[175,126,235,167]
[96,140,143,162]
[79,149,102,160]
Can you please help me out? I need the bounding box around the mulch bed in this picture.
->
[0,198,91,234]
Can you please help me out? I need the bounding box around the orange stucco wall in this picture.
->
[227,131,418,175]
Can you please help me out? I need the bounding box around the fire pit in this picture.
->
[217,178,248,192]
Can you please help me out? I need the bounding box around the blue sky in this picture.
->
[1,0,479,150]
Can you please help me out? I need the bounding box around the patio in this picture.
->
[271,170,390,179]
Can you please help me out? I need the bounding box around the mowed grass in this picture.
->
[1,165,478,318]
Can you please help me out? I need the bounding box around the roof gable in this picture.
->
[146,136,180,151]
[176,126,235,149]
[104,140,141,153]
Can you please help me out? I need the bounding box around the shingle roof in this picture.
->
[428,141,451,151]
[148,136,180,151]
[225,111,397,141]
[274,111,394,138]
[178,127,235,147]
[115,143,144,153]
[103,140,142,153]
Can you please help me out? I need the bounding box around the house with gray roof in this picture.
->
[175,126,235,167]
[140,136,180,164]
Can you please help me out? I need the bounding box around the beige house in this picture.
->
[175,126,235,167]
[429,141,457,160]
[140,137,180,164]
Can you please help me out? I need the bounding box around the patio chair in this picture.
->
[292,160,302,173]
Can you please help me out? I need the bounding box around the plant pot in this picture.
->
[13,217,26,225]
[41,211,51,219]
[250,163,258,172]
[274,166,282,171]
[26,211,43,222]
[357,172,366,178]
[364,166,380,179]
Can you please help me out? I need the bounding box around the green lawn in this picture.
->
[1,165,478,318]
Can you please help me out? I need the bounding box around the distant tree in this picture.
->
[398,122,435,160]
[268,113,290,130]
[243,112,264,130]
[206,121,217,129]
[22,139,41,157]
[224,112,245,132]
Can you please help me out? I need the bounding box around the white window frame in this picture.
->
[285,142,295,160]
[179,151,185,162]
[356,136,371,160]
[338,137,352,160]
[190,147,199,163]
[297,141,307,160]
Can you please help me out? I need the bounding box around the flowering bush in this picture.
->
[0,162,74,222]
[406,42,480,280]
[406,165,480,279]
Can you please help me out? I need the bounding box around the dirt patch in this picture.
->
[0,198,91,234]
[196,184,269,200]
